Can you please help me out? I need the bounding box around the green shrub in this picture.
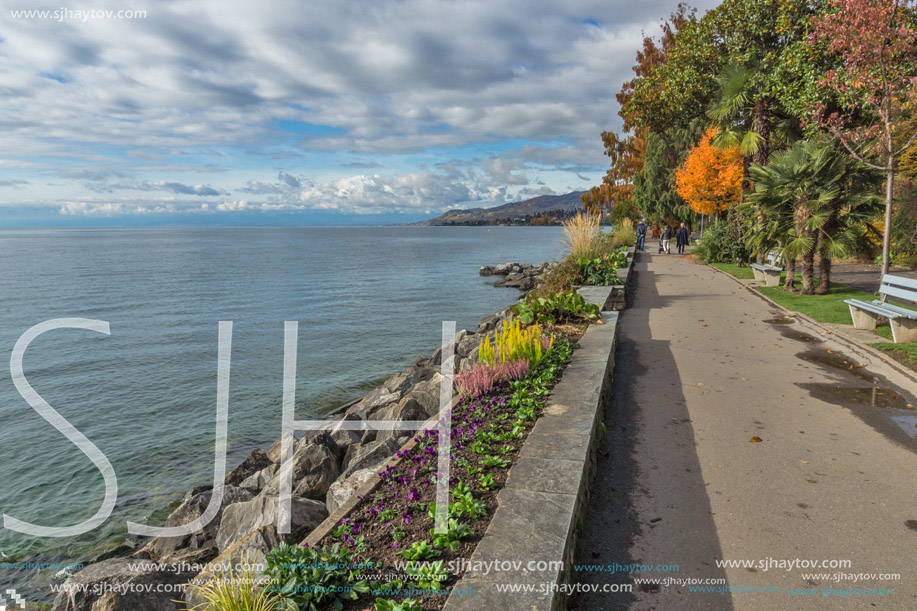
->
[513,291,601,324]
[692,219,748,264]
[185,553,279,611]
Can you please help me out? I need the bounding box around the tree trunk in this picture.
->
[751,101,772,266]
[816,256,831,295]
[801,248,815,295]
[881,161,895,277]
[784,257,796,289]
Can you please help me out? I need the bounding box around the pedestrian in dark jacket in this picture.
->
[661,225,672,254]
[676,223,689,255]
[636,221,647,251]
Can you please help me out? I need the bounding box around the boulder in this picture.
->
[341,436,403,478]
[347,386,402,420]
[144,486,254,564]
[476,314,500,334]
[51,558,196,611]
[456,334,479,358]
[216,494,327,554]
[404,373,444,417]
[239,463,277,492]
[328,413,364,458]
[479,265,495,276]
[267,432,297,463]
[326,467,380,514]
[374,397,428,442]
[262,439,340,500]
[224,449,273,487]
[493,262,514,275]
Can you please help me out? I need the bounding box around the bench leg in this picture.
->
[848,305,878,330]
[889,318,917,343]
[763,270,781,287]
[751,267,764,282]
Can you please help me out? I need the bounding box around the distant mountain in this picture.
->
[414,191,585,225]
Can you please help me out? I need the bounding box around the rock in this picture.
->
[326,467,380,514]
[493,262,514,275]
[341,436,403,478]
[216,494,327,554]
[239,463,277,492]
[144,486,254,564]
[328,413,364,458]
[477,314,500,334]
[456,334,479,357]
[347,386,402,419]
[51,558,196,611]
[374,397,429,442]
[267,432,298,463]
[404,373,444,417]
[502,272,525,285]
[262,439,340,500]
[225,449,273,487]
[479,265,495,276]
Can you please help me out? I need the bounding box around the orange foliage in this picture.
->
[674,128,744,215]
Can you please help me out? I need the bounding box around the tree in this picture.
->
[633,119,706,223]
[581,131,645,216]
[746,139,883,294]
[810,0,917,276]
[675,128,744,215]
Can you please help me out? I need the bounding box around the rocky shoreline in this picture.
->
[51,267,533,611]
[479,260,554,291]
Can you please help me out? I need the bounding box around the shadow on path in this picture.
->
[570,257,733,610]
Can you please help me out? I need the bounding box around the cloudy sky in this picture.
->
[0,0,717,226]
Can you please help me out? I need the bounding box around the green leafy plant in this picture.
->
[513,291,601,324]
[450,488,486,518]
[430,520,474,552]
[397,540,442,561]
[482,455,510,469]
[375,599,424,611]
[263,541,370,611]
[405,560,449,591]
[577,249,627,285]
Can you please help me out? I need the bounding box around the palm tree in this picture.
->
[708,63,801,265]
[746,139,883,295]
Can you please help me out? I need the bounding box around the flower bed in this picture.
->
[262,323,585,611]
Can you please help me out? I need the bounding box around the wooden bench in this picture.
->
[845,274,917,343]
[750,251,783,287]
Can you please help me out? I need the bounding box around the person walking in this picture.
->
[676,222,689,255]
[661,225,672,254]
[636,220,647,251]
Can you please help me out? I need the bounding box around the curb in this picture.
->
[442,287,620,611]
[703,262,917,386]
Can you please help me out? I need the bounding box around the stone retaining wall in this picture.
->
[440,286,622,611]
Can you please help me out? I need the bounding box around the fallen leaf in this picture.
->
[807,479,817,483]
[800,460,808,463]
[749,436,763,442]
[697,383,704,386]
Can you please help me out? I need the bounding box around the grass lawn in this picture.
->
[710,262,757,280]
[756,281,877,325]
[871,342,917,370]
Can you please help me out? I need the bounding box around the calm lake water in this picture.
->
[0,225,563,597]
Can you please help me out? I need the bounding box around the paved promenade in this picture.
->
[572,246,917,610]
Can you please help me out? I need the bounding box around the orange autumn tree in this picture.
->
[675,128,743,215]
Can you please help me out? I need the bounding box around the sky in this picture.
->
[0,0,719,226]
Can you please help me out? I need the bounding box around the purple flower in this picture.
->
[403,513,412,525]
[408,487,421,502]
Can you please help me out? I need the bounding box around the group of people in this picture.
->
[636,220,690,255]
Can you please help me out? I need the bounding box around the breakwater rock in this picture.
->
[479,261,554,291]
